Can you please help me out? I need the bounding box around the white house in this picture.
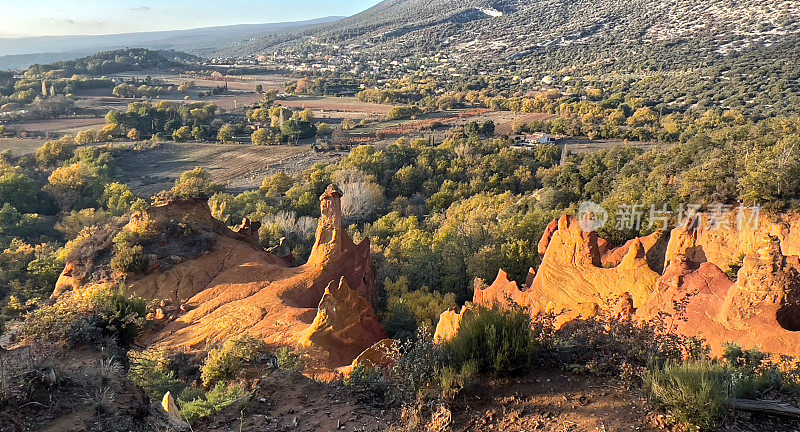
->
[524,133,554,144]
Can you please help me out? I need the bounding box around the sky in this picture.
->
[0,0,383,37]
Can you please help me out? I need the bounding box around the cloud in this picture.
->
[129,5,151,12]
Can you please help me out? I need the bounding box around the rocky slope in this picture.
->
[451,211,800,356]
[53,185,385,370]
[223,0,800,63]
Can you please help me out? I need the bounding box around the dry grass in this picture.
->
[277,96,395,115]
[376,108,491,137]
[0,138,49,156]
[7,117,107,134]
[112,142,341,195]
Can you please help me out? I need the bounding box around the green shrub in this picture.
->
[382,277,456,340]
[645,361,731,431]
[200,335,268,387]
[275,346,305,372]
[343,363,393,403]
[110,231,149,274]
[177,386,205,404]
[725,255,745,280]
[128,349,185,401]
[22,284,147,346]
[439,360,478,399]
[547,316,709,376]
[391,329,443,401]
[722,342,765,370]
[169,167,223,199]
[179,382,248,425]
[446,307,537,376]
[387,105,423,120]
[179,397,215,425]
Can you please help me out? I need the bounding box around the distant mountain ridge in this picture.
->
[0,16,342,70]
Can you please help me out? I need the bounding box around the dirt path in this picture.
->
[197,369,395,432]
[450,370,657,432]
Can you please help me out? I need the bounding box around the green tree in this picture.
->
[103,182,146,216]
[0,170,38,213]
[191,126,204,141]
[251,128,270,145]
[170,167,223,199]
[217,124,234,143]
[260,172,293,197]
[172,126,191,142]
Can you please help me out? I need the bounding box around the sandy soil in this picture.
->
[450,370,657,432]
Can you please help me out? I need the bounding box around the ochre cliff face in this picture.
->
[452,211,800,356]
[53,185,384,370]
[478,214,658,326]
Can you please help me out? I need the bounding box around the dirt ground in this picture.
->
[0,138,49,156]
[449,370,658,432]
[4,342,800,432]
[195,369,395,432]
[112,142,341,196]
[6,117,107,135]
[277,97,395,116]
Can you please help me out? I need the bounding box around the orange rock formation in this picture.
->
[452,211,800,356]
[53,185,385,369]
[299,277,386,367]
[433,305,474,344]
[476,214,659,324]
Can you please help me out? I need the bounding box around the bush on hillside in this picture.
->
[179,382,248,425]
[200,335,268,387]
[645,361,731,431]
[275,346,305,372]
[646,356,790,431]
[128,349,185,401]
[110,229,150,274]
[387,105,423,120]
[22,284,147,347]
[446,307,537,376]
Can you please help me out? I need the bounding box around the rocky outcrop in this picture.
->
[601,231,669,273]
[473,270,533,310]
[644,235,800,356]
[433,305,474,344]
[454,210,800,357]
[53,185,384,370]
[53,199,284,302]
[299,277,386,367]
[526,214,659,320]
[663,210,800,273]
[469,215,660,329]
